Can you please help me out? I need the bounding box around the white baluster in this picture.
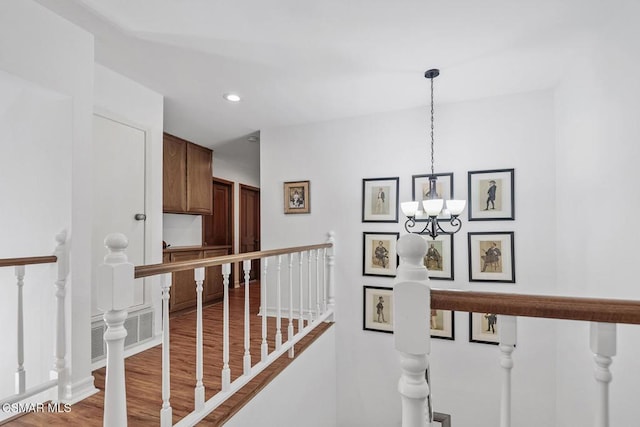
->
[590,322,616,427]
[275,255,282,350]
[194,267,205,410]
[326,231,336,315]
[315,249,320,319]
[53,230,69,401]
[15,265,26,395]
[394,234,430,427]
[322,247,327,313]
[287,254,295,358]
[298,252,305,333]
[98,233,134,427]
[498,315,517,427]
[222,263,231,391]
[160,273,173,427]
[243,260,252,376]
[307,250,313,323]
[261,258,269,362]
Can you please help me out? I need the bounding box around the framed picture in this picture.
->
[430,309,455,340]
[422,234,454,280]
[468,232,515,283]
[412,173,453,220]
[363,286,394,333]
[284,180,310,214]
[467,168,514,221]
[434,413,452,427]
[363,232,399,277]
[362,177,399,222]
[469,312,499,345]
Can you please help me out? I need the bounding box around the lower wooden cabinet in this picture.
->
[166,247,230,313]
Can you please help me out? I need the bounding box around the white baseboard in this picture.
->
[64,376,99,404]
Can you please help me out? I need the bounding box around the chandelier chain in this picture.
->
[430,76,435,176]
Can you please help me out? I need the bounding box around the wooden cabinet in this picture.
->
[204,249,228,301]
[163,133,213,214]
[169,250,203,312]
[165,246,230,313]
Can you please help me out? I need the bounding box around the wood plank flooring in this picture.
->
[4,282,333,426]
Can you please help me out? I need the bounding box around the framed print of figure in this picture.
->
[363,286,394,333]
[469,312,500,345]
[284,180,310,214]
[412,173,453,220]
[362,177,399,222]
[430,309,455,340]
[468,231,515,283]
[363,232,399,277]
[468,169,514,221]
[421,234,453,280]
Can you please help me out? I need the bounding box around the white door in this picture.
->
[91,113,146,316]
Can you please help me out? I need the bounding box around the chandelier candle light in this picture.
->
[401,69,466,239]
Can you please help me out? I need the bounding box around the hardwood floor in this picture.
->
[4,282,333,426]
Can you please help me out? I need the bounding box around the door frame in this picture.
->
[202,176,235,250]
[238,184,262,253]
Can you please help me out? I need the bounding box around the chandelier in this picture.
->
[401,69,466,239]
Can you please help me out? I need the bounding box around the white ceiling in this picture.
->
[37,0,615,149]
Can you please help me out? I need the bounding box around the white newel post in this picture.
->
[394,234,430,427]
[53,230,70,401]
[326,231,336,317]
[498,315,517,427]
[97,234,134,427]
[590,322,616,427]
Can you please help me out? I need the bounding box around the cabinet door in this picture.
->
[186,143,213,214]
[169,250,203,312]
[204,249,228,302]
[163,135,187,212]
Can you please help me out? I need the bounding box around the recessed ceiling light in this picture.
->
[223,93,241,102]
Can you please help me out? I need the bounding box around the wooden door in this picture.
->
[203,178,233,247]
[240,184,260,280]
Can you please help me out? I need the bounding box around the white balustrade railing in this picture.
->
[0,231,70,409]
[99,232,336,427]
[394,232,638,427]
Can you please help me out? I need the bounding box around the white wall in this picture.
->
[554,3,640,425]
[163,213,203,247]
[226,325,337,427]
[261,90,558,426]
[0,0,96,403]
[93,63,164,334]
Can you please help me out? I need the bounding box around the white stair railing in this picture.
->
[100,231,335,427]
[0,231,70,409]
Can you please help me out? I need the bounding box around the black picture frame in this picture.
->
[422,234,454,281]
[431,309,455,340]
[469,312,500,345]
[363,285,394,333]
[362,177,399,223]
[467,231,515,283]
[412,173,453,221]
[363,232,399,277]
[467,168,515,221]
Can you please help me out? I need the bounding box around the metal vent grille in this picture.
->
[91,325,105,360]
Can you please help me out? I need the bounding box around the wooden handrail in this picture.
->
[135,242,333,279]
[0,255,57,268]
[431,289,640,325]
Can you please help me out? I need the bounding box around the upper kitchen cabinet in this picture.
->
[163,133,213,214]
